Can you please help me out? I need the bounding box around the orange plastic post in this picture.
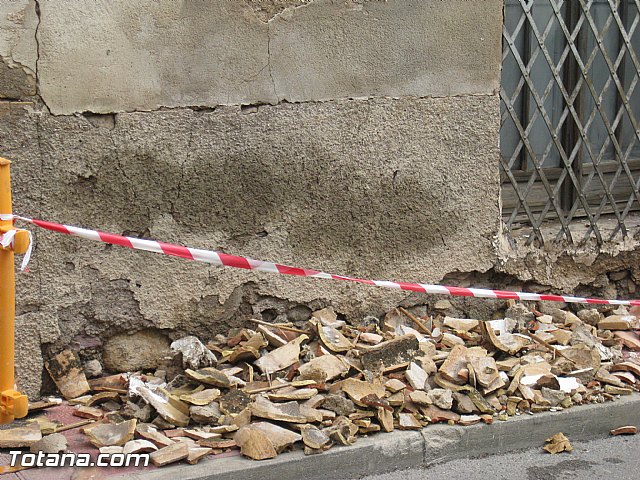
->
[0,158,28,424]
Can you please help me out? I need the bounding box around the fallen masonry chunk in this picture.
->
[421,405,460,423]
[198,438,237,449]
[598,315,633,331]
[360,333,383,345]
[219,390,250,415]
[268,388,319,402]
[405,362,429,390]
[398,413,422,430]
[613,331,640,351]
[137,386,190,427]
[179,388,220,406]
[610,426,637,436]
[238,422,303,457]
[29,433,67,454]
[297,354,349,382]
[171,336,217,370]
[250,396,310,423]
[84,419,137,448]
[136,424,174,448]
[439,345,469,385]
[189,402,221,424]
[123,439,158,454]
[228,333,268,363]
[311,307,342,327]
[150,442,189,466]
[44,350,91,400]
[234,428,277,460]
[301,425,331,450]
[322,394,356,416]
[185,367,231,388]
[543,432,573,454]
[457,415,482,426]
[443,317,479,332]
[254,335,308,374]
[73,405,104,420]
[377,407,394,432]
[340,378,386,406]
[360,335,419,371]
[187,446,213,464]
[0,423,42,448]
[318,325,353,353]
[610,362,640,377]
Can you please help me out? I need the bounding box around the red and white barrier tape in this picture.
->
[4,214,640,306]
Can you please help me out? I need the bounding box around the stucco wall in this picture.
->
[0,0,504,397]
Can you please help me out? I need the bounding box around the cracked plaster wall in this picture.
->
[0,0,512,397]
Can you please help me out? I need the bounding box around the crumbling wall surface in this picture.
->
[0,0,505,397]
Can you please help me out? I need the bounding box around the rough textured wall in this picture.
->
[0,0,504,397]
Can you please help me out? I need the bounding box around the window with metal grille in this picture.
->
[500,0,640,245]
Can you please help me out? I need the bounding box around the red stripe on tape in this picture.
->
[158,242,194,260]
[445,286,475,297]
[396,282,428,293]
[494,290,522,300]
[218,252,252,270]
[275,264,312,276]
[98,231,133,249]
[32,219,70,235]
[585,298,610,305]
[539,294,570,302]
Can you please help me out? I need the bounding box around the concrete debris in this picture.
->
[171,336,218,370]
[18,303,638,468]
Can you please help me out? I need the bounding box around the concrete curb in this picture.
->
[126,394,640,480]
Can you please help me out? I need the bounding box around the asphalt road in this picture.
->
[358,434,640,480]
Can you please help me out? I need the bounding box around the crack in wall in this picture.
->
[266,21,279,103]
[32,0,51,112]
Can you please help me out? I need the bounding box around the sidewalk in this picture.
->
[2,394,638,480]
[126,394,640,480]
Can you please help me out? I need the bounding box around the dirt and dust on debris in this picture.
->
[2,301,640,468]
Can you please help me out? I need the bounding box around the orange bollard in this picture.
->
[0,158,29,424]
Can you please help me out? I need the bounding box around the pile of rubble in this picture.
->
[8,301,640,466]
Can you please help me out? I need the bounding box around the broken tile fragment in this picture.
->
[340,378,386,406]
[0,423,42,448]
[123,439,158,454]
[84,419,137,448]
[29,433,67,454]
[610,426,637,436]
[397,413,422,430]
[297,354,349,382]
[187,446,213,464]
[185,367,231,388]
[254,335,308,374]
[150,442,189,466]
[405,362,429,390]
[360,335,419,371]
[44,350,91,400]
